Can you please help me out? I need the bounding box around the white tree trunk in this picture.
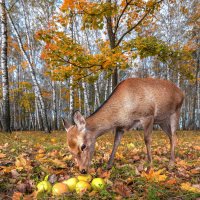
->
[0,0,11,132]
[82,81,90,116]
[78,88,82,113]
[94,81,100,110]
[69,76,74,122]
[104,78,109,101]
[52,81,58,130]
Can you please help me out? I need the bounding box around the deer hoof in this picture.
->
[106,164,112,170]
[168,160,175,170]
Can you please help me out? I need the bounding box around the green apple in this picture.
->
[77,174,92,182]
[52,183,69,196]
[76,181,91,194]
[37,180,52,193]
[63,177,78,192]
[91,178,106,191]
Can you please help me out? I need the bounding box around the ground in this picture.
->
[0,130,199,200]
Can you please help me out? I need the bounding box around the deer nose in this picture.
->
[80,169,87,174]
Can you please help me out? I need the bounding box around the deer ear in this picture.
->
[73,111,86,132]
[61,118,71,132]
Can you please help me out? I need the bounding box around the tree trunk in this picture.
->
[106,0,118,89]
[78,88,82,113]
[94,81,100,110]
[192,40,200,129]
[69,77,74,123]
[52,81,58,130]
[0,0,11,132]
[82,81,90,116]
[7,11,51,133]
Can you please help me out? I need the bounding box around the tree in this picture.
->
[61,0,166,88]
[6,0,51,133]
[0,0,11,132]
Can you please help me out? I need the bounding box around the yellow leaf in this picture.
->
[51,138,57,143]
[15,155,32,171]
[141,169,167,182]
[181,182,200,193]
[63,154,72,161]
[51,159,67,168]
[38,149,45,154]
[177,160,188,167]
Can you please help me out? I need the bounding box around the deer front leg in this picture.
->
[107,128,124,169]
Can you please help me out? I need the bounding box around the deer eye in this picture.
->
[81,144,86,151]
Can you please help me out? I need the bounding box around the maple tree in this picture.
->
[37,1,156,83]
[37,0,195,90]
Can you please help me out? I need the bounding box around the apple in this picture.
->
[76,181,91,194]
[37,180,52,193]
[52,183,69,196]
[62,177,78,192]
[91,178,106,191]
[77,174,92,182]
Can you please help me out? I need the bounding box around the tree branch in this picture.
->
[114,0,133,35]
[116,0,164,47]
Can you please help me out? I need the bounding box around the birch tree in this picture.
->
[0,0,11,132]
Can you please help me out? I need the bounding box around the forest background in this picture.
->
[0,0,199,133]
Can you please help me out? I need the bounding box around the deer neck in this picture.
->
[86,108,115,138]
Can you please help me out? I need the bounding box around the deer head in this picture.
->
[62,111,95,174]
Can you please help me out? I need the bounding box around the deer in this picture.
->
[62,78,184,174]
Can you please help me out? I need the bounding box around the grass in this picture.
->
[0,130,200,199]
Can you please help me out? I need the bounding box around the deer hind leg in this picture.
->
[142,117,154,165]
[107,128,124,169]
[159,111,179,167]
[169,111,180,166]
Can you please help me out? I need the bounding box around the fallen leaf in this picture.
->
[11,169,20,178]
[100,170,111,179]
[141,169,167,182]
[15,155,32,171]
[12,192,23,200]
[63,154,72,160]
[133,155,140,161]
[51,138,57,143]
[0,153,6,159]
[2,166,16,173]
[181,182,200,193]
[193,146,200,151]
[16,183,27,193]
[4,143,9,148]
[166,178,177,185]
[190,167,200,175]
[113,181,132,198]
[38,149,45,154]
[51,158,67,168]
[127,143,135,149]
[23,191,38,200]
[177,160,188,169]
[89,190,98,197]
